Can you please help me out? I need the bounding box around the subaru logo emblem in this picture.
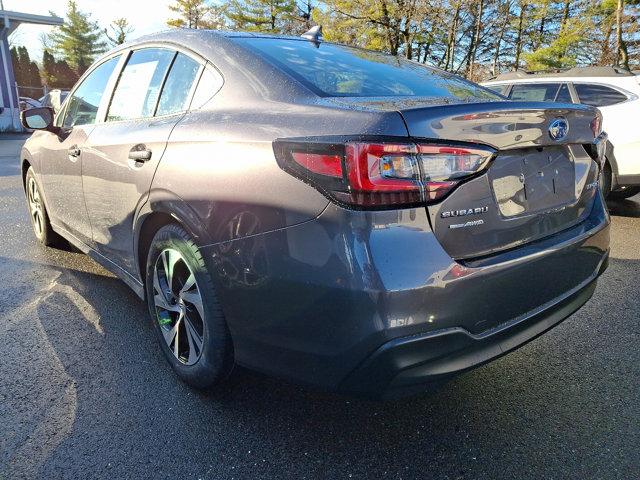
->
[548,118,569,141]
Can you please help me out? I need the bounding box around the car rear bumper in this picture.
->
[202,191,610,398]
[339,266,603,399]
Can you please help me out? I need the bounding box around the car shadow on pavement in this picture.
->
[607,197,640,217]
[1,250,634,479]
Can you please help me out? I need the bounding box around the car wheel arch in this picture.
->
[21,159,53,215]
[21,159,31,189]
[604,141,619,175]
[134,190,214,293]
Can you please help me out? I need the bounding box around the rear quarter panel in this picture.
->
[151,101,408,245]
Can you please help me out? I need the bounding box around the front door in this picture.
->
[81,48,202,275]
[39,55,122,243]
[39,126,93,242]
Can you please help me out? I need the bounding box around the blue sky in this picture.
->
[4,0,175,61]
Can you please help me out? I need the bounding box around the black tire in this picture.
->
[609,186,640,200]
[24,167,65,247]
[145,223,233,389]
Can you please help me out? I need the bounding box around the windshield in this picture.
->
[239,37,499,100]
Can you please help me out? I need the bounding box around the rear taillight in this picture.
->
[273,139,495,209]
[590,114,602,138]
[584,113,607,167]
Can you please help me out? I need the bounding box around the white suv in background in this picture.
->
[483,67,640,199]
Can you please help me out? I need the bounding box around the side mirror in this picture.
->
[20,107,58,133]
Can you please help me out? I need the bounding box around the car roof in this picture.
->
[123,28,318,49]
[88,29,324,104]
[484,76,635,85]
[485,66,635,82]
[482,75,640,93]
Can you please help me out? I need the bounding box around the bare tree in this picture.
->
[616,0,630,68]
[105,18,134,46]
[513,0,527,70]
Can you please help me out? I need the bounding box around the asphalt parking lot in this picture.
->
[0,136,638,480]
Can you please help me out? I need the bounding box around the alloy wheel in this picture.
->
[27,177,44,238]
[153,248,205,365]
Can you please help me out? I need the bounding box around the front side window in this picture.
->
[62,56,120,128]
[508,83,563,102]
[574,84,628,107]
[240,38,499,100]
[107,48,175,121]
[156,53,201,116]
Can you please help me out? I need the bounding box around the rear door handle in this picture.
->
[128,145,152,162]
[68,146,81,158]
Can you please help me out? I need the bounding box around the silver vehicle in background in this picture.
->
[483,67,640,199]
[19,96,41,111]
[38,89,69,114]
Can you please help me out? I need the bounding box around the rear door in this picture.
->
[81,47,203,275]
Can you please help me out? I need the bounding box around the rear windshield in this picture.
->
[239,38,499,100]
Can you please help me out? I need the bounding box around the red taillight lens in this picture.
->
[291,151,343,178]
[273,139,495,209]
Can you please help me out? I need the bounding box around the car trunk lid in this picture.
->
[399,101,601,259]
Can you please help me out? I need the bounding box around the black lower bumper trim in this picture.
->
[339,271,602,399]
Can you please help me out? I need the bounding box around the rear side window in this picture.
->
[574,84,628,107]
[555,83,572,103]
[239,38,499,100]
[190,65,224,109]
[508,83,563,102]
[107,48,175,121]
[62,56,120,127]
[156,53,201,116]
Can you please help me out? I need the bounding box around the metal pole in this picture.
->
[1,1,19,131]
[1,34,19,131]
[14,80,22,131]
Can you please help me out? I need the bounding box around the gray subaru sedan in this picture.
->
[19,29,609,398]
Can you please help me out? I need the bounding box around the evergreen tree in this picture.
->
[225,0,298,33]
[167,0,227,29]
[10,46,42,91]
[48,0,107,75]
[42,49,79,89]
[10,47,24,86]
[41,50,57,88]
